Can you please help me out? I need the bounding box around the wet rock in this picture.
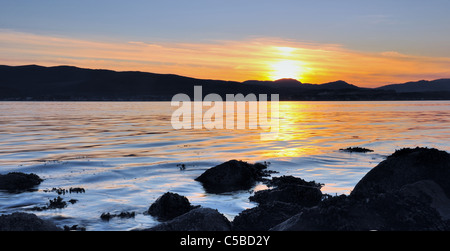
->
[352,147,450,198]
[0,172,43,192]
[0,212,62,231]
[271,192,449,231]
[340,147,374,153]
[232,201,303,231]
[43,187,85,195]
[31,196,68,211]
[148,192,198,221]
[250,176,323,207]
[101,211,136,221]
[144,207,232,231]
[195,160,270,193]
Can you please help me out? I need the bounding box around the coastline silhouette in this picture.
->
[1,64,449,101]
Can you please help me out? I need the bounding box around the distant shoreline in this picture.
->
[1,64,450,101]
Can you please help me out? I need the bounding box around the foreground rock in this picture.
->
[0,213,61,231]
[0,172,43,192]
[399,180,450,221]
[271,147,450,231]
[233,202,303,231]
[271,191,448,231]
[195,160,270,193]
[250,176,323,207]
[144,207,232,231]
[352,147,450,198]
[148,192,198,221]
[232,176,323,231]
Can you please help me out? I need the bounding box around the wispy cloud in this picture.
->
[1,29,450,87]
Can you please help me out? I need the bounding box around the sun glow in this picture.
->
[269,60,304,81]
[276,46,297,56]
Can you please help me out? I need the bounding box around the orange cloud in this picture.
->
[1,29,450,87]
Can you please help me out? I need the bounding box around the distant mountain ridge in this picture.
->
[377,79,450,93]
[0,64,449,101]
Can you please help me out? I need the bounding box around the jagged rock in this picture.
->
[0,172,43,192]
[195,160,270,193]
[144,207,232,231]
[0,213,62,231]
[148,192,197,221]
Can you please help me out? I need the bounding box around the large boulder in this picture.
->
[144,207,232,231]
[0,172,43,192]
[148,192,197,221]
[351,147,450,198]
[271,148,450,231]
[271,192,448,231]
[195,160,269,193]
[0,213,62,231]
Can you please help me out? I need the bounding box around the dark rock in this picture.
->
[271,192,448,231]
[268,148,450,231]
[68,199,78,204]
[271,148,450,231]
[232,201,303,231]
[48,197,67,209]
[148,192,197,221]
[69,187,86,194]
[144,207,232,231]
[195,160,270,193]
[351,147,450,198]
[43,187,85,195]
[399,180,450,221]
[0,172,43,192]
[232,176,322,231]
[0,212,62,231]
[266,175,323,189]
[250,185,322,207]
[340,147,374,153]
[30,196,68,211]
[250,176,323,207]
[101,211,136,221]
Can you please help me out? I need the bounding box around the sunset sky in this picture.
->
[1,0,450,87]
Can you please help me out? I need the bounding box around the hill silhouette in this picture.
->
[0,65,449,101]
[378,79,450,93]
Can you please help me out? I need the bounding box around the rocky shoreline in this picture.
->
[1,147,450,231]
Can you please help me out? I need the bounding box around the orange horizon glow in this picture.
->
[1,29,450,88]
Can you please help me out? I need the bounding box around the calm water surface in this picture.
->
[0,101,449,230]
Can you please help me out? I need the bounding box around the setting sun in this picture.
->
[269,60,304,81]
